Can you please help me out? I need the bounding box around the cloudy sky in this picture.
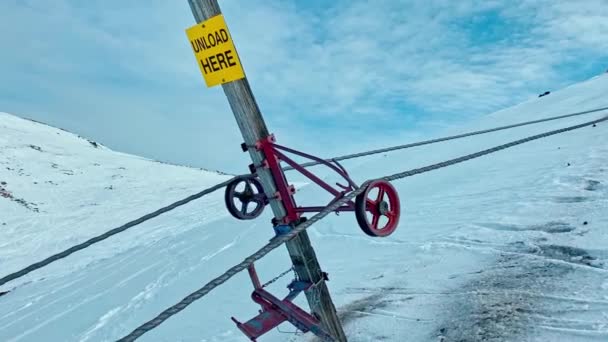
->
[1,0,606,174]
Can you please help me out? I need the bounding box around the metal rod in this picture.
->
[272,149,343,197]
[273,143,357,189]
[296,206,355,213]
[247,264,262,290]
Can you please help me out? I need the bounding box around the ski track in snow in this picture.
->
[1,74,608,341]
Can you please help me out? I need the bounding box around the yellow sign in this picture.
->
[186,14,245,87]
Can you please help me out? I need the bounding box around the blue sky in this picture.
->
[1,0,606,174]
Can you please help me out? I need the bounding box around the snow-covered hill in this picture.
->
[1,73,607,342]
[0,116,231,289]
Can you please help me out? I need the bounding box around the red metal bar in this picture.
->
[256,135,364,225]
[258,137,300,224]
[295,205,355,213]
[247,264,262,290]
[252,289,333,340]
[232,313,285,341]
[272,143,358,190]
[272,149,342,197]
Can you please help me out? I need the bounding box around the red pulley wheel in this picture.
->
[355,180,401,237]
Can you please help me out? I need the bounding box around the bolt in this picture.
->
[378,201,389,215]
[583,221,588,225]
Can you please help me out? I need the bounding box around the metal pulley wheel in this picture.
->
[225,176,267,220]
[355,180,401,237]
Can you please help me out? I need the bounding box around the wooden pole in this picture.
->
[187,1,347,341]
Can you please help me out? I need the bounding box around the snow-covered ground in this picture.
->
[1,73,607,342]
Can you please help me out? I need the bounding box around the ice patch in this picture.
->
[79,306,122,342]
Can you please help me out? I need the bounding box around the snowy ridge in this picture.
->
[0,114,231,285]
[1,73,608,341]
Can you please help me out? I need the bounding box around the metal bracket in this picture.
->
[273,224,292,236]
[232,286,334,341]
[248,163,257,174]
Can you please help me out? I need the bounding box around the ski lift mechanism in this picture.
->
[227,134,403,341]
[231,263,334,341]
[225,134,402,237]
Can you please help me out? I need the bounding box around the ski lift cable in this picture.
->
[1,106,606,289]
[116,114,608,342]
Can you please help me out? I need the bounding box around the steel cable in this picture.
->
[285,106,608,170]
[117,114,607,342]
[3,106,606,289]
[3,105,607,292]
[0,178,237,287]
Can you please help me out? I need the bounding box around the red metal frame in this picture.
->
[254,134,359,225]
[233,135,403,341]
[232,264,334,341]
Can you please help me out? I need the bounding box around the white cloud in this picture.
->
[0,0,606,173]
[220,0,606,123]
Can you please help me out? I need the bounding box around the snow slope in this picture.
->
[1,73,607,342]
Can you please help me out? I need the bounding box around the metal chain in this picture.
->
[261,266,295,288]
[3,106,606,289]
[116,115,607,342]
